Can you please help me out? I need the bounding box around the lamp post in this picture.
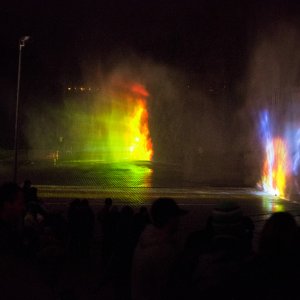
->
[13,36,30,183]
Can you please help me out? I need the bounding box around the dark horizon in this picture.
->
[2,1,300,88]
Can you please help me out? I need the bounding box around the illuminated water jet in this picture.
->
[64,82,153,164]
[261,137,289,198]
[104,83,153,162]
[259,110,290,198]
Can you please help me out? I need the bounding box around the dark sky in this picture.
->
[1,0,300,147]
[2,0,299,88]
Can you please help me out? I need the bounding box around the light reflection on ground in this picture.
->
[1,160,299,214]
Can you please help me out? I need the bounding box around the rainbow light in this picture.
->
[259,111,290,198]
[64,81,153,164]
[262,138,289,197]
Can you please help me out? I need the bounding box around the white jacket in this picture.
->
[131,224,181,300]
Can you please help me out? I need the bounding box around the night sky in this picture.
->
[1,0,300,147]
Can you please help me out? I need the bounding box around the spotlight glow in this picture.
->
[63,81,153,164]
[259,110,290,198]
[262,137,289,197]
[127,92,153,160]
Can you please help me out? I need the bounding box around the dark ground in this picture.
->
[2,160,300,299]
[40,191,300,300]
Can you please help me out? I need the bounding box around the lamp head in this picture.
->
[19,36,30,46]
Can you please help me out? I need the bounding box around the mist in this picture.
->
[242,22,300,188]
[24,54,243,185]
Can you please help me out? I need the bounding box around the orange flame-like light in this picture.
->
[127,84,153,161]
[262,138,289,198]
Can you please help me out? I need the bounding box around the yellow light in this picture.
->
[127,95,153,160]
[262,138,289,198]
[82,82,153,162]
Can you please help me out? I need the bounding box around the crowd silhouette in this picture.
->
[0,181,299,299]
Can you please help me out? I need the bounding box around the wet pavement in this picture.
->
[1,160,298,224]
[40,185,300,244]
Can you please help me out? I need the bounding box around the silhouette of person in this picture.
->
[237,212,300,300]
[98,198,118,262]
[132,198,187,300]
[133,206,150,243]
[0,182,53,299]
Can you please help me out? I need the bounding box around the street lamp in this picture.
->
[13,36,30,182]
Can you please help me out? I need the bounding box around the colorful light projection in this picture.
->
[64,82,153,164]
[103,83,153,162]
[127,84,153,161]
[58,82,154,187]
[292,129,300,176]
[259,111,290,198]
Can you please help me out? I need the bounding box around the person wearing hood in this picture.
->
[131,198,187,300]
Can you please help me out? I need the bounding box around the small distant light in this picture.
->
[88,87,91,91]
[67,87,71,91]
[135,137,140,142]
[129,146,135,152]
[74,87,77,90]
[80,87,85,91]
